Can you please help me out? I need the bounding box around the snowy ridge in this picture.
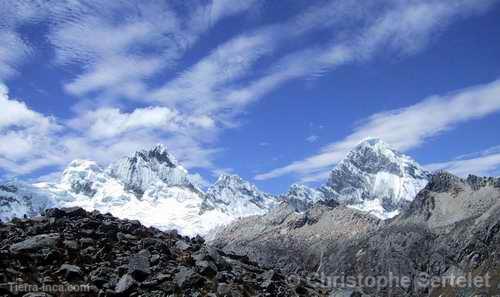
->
[205,174,278,217]
[107,144,197,196]
[1,139,430,234]
[0,181,57,221]
[320,138,430,218]
[3,145,278,236]
[280,184,325,212]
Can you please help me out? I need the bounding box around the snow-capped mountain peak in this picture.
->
[205,173,278,216]
[3,145,280,236]
[107,145,191,197]
[59,159,103,196]
[137,144,180,168]
[321,138,429,218]
[281,184,325,212]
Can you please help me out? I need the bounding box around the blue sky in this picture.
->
[1,0,500,193]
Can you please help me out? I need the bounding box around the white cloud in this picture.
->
[0,83,220,177]
[0,0,44,80]
[212,167,235,178]
[1,0,499,181]
[425,146,500,177]
[256,79,500,181]
[0,83,62,175]
[45,0,262,102]
[0,31,31,79]
[149,0,377,119]
[68,106,216,140]
[220,0,497,112]
[306,135,319,143]
[208,0,261,23]
[150,28,279,115]
[188,173,211,189]
[0,84,54,131]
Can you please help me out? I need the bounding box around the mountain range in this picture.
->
[1,139,430,236]
[214,172,500,296]
[2,139,500,296]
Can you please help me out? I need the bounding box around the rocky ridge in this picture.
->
[214,172,500,296]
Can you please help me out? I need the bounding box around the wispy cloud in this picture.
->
[222,0,497,113]
[306,135,319,143]
[0,0,498,181]
[0,0,44,79]
[256,79,500,181]
[425,146,500,177]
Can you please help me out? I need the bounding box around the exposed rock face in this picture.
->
[0,207,330,297]
[213,201,381,274]
[320,138,430,218]
[214,172,500,296]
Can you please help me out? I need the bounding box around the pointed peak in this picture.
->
[150,143,168,154]
[288,184,313,192]
[355,138,393,150]
[216,174,246,185]
[344,138,404,163]
[134,144,179,167]
[65,160,101,172]
[289,183,305,190]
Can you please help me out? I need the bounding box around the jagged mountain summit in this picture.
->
[107,144,196,197]
[205,174,278,217]
[280,184,325,212]
[319,138,430,218]
[1,145,278,236]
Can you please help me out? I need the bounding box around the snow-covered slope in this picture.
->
[319,138,430,218]
[205,174,278,217]
[0,182,57,221]
[2,145,278,236]
[280,184,325,212]
[107,145,195,196]
[2,140,429,232]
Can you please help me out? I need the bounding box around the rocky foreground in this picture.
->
[0,207,329,297]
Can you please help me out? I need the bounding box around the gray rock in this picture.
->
[196,259,218,277]
[128,251,151,281]
[115,274,136,294]
[90,266,117,287]
[175,240,190,251]
[175,266,205,289]
[63,240,79,250]
[57,264,82,280]
[9,233,60,253]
